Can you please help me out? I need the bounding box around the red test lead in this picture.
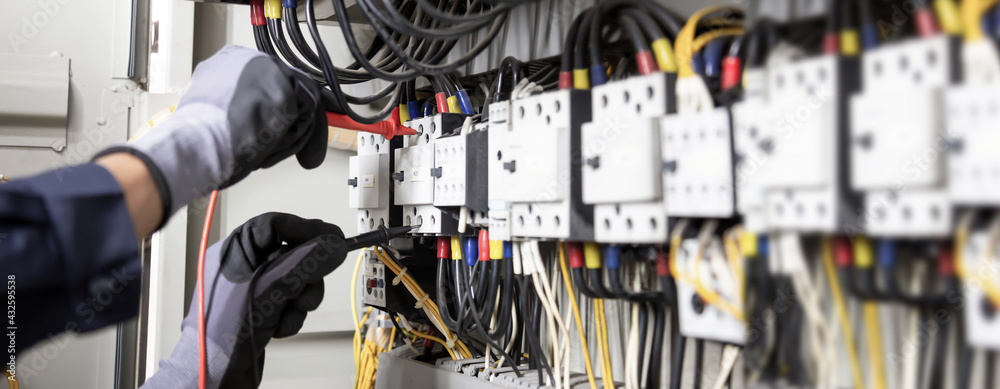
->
[326,108,417,140]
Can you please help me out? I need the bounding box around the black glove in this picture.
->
[97,45,329,223]
[142,212,347,389]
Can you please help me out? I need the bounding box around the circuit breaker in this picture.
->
[945,85,1000,205]
[849,36,957,237]
[662,107,735,218]
[395,114,467,235]
[581,73,673,243]
[673,239,745,345]
[487,102,513,241]
[499,89,593,240]
[350,132,392,233]
[732,55,857,232]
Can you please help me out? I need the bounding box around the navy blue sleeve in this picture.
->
[0,163,142,353]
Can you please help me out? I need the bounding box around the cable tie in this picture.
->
[414,294,430,309]
[393,267,409,286]
[403,338,420,355]
[445,337,456,350]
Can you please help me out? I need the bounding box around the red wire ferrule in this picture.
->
[938,243,955,276]
[656,249,671,277]
[721,56,742,90]
[435,92,449,113]
[250,0,266,26]
[478,230,490,262]
[558,71,573,90]
[823,33,840,55]
[567,242,584,269]
[437,236,450,260]
[636,50,656,75]
[834,237,853,268]
[915,8,939,37]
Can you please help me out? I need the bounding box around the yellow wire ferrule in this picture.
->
[489,240,504,260]
[573,69,590,89]
[450,236,462,260]
[264,0,282,19]
[840,29,860,56]
[853,236,874,268]
[739,231,757,258]
[651,38,679,73]
[937,0,963,36]
[583,242,602,269]
[398,104,410,123]
[446,95,461,114]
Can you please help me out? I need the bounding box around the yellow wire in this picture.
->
[821,238,865,389]
[863,302,887,389]
[723,229,746,301]
[558,243,599,389]
[955,221,1000,310]
[671,233,746,322]
[675,5,744,78]
[351,250,366,331]
[961,0,999,41]
[372,248,472,358]
[594,299,614,389]
[408,328,460,360]
[690,28,746,57]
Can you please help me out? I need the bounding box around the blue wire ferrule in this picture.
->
[503,241,513,259]
[282,0,297,8]
[464,237,478,267]
[704,40,724,77]
[589,64,607,87]
[603,245,621,269]
[861,24,879,50]
[407,100,421,119]
[877,240,896,269]
[455,90,474,115]
[757,236,769,258]
[421,101,435,117]
[691,52,704,75]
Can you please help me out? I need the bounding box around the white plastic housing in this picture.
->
[945,85,1000,205]
[662,107,735,217]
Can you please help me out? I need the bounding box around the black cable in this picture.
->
[517,276,554,384]
[636,303,649,386]
[647,303,666,389]
[693,338,704,389]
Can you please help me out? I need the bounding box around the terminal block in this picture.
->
[499,89,593,240]
[581,73,674,243]
[673,239,745,345]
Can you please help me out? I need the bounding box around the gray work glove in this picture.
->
[97,45,329,225]
[142,212,347,389]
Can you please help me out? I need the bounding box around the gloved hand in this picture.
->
[97,45,329,223]
[142,213,347,389]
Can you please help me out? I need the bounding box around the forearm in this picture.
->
[95,153,164,237]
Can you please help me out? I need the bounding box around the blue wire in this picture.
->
[603,245,621,270]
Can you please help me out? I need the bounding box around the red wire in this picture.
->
[197,190,219,389]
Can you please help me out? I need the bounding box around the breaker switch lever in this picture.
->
[502,161,516,172]
[586,156,601,169]
[348,178,358,187]
[392,171,405,181]
[430,167,443,178]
